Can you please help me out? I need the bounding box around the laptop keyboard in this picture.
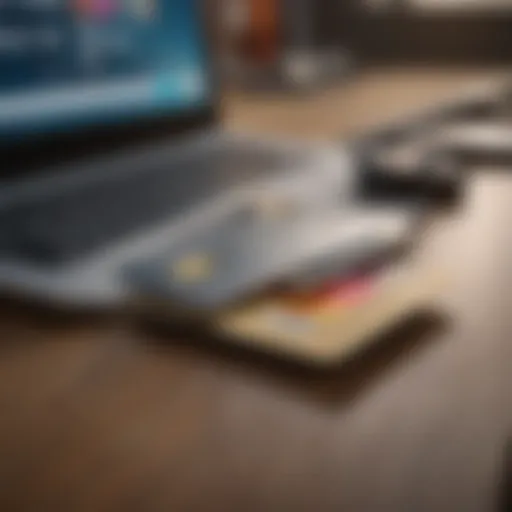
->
[0,143,289,266]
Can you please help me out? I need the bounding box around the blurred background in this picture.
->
[216,0,512,81]
[3,1,512,512]
[212,0,512,139]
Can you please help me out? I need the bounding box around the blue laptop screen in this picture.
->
[0,0,210,139]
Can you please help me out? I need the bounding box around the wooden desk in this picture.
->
[0,70,511,512]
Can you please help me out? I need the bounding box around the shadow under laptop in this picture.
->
[0,294,122,348]
[138,308,451,410]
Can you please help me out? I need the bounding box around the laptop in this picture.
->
[0,0,347,308]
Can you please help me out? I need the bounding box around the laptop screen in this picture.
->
[0,0,211,141]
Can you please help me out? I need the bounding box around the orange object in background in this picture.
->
[241,0,281,66]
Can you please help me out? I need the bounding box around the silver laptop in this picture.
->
[0,0,412,309]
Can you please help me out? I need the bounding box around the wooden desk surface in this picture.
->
[1,69,512,512]
[225,68,510,140]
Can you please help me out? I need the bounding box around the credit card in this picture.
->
[277,272,381,315]
[213,264,444,365]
